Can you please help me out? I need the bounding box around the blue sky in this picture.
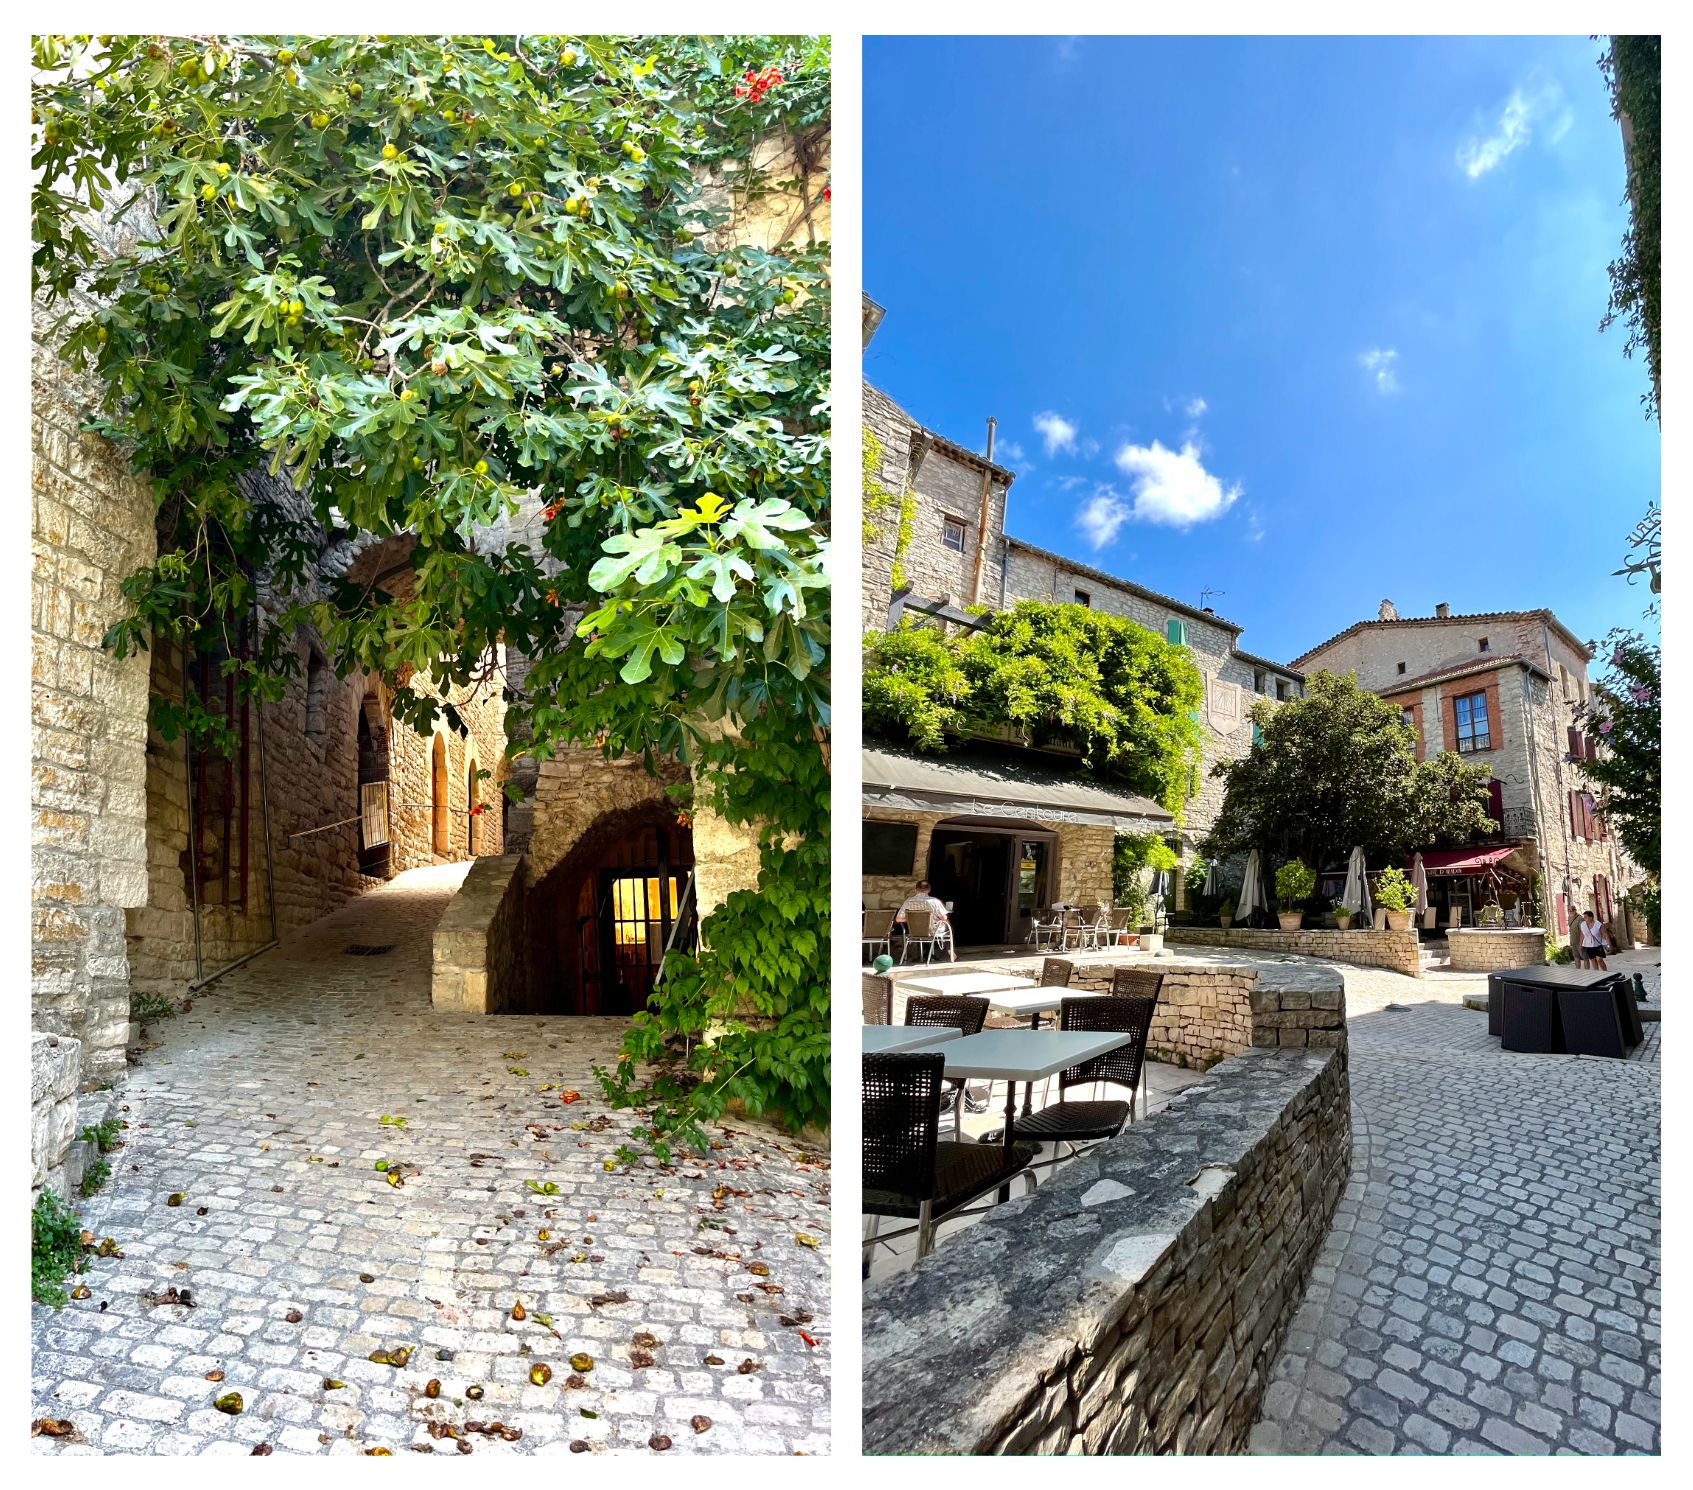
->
[863,35,1660,664]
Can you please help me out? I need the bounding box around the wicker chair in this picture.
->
[863,909,895,965]
[861,973,893,1026]
[905,994,990,1131]
[1108,965,1166,1003]
[900,909,949,964]
[1009,990,1159,1157]
[1029,910,1065,950]
[862,1052,1038,1266]
[1040,957,1075,988]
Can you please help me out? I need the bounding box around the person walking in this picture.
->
[1577,908,1611,970]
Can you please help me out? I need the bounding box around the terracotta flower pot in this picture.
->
[1278,912,1304,932]
[1385,910,1411,931]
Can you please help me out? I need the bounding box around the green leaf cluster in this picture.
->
[1576,631,1659,877]
[1112,832,1179,923]
[863,600,1206,815]
[31,1189,84,1308]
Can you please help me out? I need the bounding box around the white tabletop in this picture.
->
[987,986,1100,1016]
[936,1029,1133,1081]
[898,971,1039,998]
[861,1026,963,1055]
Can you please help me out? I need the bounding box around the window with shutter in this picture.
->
[1555,893,1568,935]
[1567,725,1581,758]
[1166,618,1187,647]
[1569,790,1581,837]
[1485,779,1504,831]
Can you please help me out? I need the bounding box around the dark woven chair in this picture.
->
[1009,990,1159,1157]
[862,1052,1038,1266]
[1109,965,1166,1002]
[906,995,990,1130]
[862,973,893,1026]
[1040,957,1075,988]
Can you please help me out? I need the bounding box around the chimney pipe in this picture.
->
[969,417,997,607]
[1435,602,1451,619]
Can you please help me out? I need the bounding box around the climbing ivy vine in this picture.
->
[32,33,831,1159]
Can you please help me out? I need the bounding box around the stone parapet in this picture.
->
[1167,925,1422,978]
[31,1031,82,1197]
[1445,926,1547,972]
[431,855,529,1013]
[863,1045,1352,1454]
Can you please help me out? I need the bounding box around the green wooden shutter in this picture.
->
[1252,722,1263,747]
[1166,618,1186,647]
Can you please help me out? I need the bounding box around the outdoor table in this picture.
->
[861,1025,962,1055]
[1490,965,1640,1058]
[898,971,1038,999]
[935,1029,1135,1155]
[985,986,1103,1113]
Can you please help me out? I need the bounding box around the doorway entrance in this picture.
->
[926,818,1055,946]
[527,806,697,1015]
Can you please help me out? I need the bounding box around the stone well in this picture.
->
[1445,926,1547,972]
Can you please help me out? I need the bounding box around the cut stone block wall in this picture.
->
[32,1032,83,1199]
[862,1044,1352,1454]
[1167,925,1422,978]
[432,855,529,1013]
[1445,926,1548,972]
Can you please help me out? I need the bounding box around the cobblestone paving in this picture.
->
[1250,961,1660,1456]
[31,866,831,1456]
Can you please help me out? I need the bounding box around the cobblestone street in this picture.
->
[31,866,831,1456]
[1250,956,1660,1455]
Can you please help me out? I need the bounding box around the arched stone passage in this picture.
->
[526,802,695,1015]
[467,755,481,857]
[356,692,392,878]
[431,734,449,857]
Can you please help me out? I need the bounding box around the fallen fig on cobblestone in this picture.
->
[500,1427,522,1442]
[214,1392,244,1414]
[702,1354,725,1366]
[358,1272,375,1283]
[630,1352,654,1369]
[195,1207,208,1216]
[569,1441,588,1453]
[457,1440,472,1454]
[206,1371,225,1382]
[736,1359,762,1374]
[537,1229,550,1240]
[565,1374,587,1390]
[588,1291,629,1308]
[424,1379,440,1399]
[69,1286,91,1300]
[465,1385,485,1400]
[568,1353,594,1373]
[323,1379,345,1390]
[251,1444,273,1455]
[31,1417,76,1438]
[649,1434,672,1451]
[632,1332,660,1350]
[166,1192,185,1206]
[374,1160,389,1171]
[691,1416,711,1434]
[285,1309,303,1323]
[795,1232,820,1248]
[435,1349,454,1361]
[96,1238,123,1258]
[386,1172,404,1187]
[511,1300,526,1321]
[365,1447,392,1455]
[529,1363,551,1386]
[746,1261,769,1276]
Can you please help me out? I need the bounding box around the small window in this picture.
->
[1401,708,1415,730]
[1396,661,1407,675]
[1073,589,1091,608]
[1276,679,1290,701]
[941,516,966,553]
[1166,618,1186,647]
[1453,690,1492,752]
[1253,668,1267,693]
[1478,637,1490,653]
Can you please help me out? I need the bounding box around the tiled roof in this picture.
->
[1231,646,1305,681]
[1374,651,1550,695]
[1004,537,1246,636]
[1290,608,1592,669]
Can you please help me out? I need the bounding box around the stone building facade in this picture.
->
[1292,602,1635,944]
[861,303,1303,931]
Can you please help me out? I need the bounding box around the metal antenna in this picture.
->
[1201,585,1225,609]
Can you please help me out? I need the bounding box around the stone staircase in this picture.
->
[1418,938,1449,972]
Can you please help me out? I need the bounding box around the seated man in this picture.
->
[894,880,956,963]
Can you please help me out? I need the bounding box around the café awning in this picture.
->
[1411,846,1518,878]
[862,746,1173,832]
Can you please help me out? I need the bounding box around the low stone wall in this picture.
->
[432,855,529,1013]
[863,1045,1353,1454]
[32,1031,81,1198]
[1445,926,1546,972]
[1167,925,1421,978]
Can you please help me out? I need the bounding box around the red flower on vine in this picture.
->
[735,66,784,104]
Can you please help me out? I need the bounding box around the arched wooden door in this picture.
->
[431,734,449,857]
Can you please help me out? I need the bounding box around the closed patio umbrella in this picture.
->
[1202,861,1218,897]
[1411,852,1429,915]
[1239,850,1268,926]
[1342,847,1373,928]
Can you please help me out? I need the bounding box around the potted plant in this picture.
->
[1332,899,1356,930]
[1374,867,1416,931]
[1274,860,1315,931]
[1219,897,1236,930]
[1477,902,1505,928]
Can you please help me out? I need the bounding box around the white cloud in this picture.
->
[1244,509,1266,544]
[999,438,1027,466]
[1457,81,1571,179]
[1033,410,1078,456]
[1185,396,1208,418]
[1111,440,1242,529]
[1076,487,1132,550]
[1359,347,1400,394]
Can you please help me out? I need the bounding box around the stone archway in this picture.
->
[525,802,695,1015]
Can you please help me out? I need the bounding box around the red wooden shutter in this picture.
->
[1486,779,1504,830]
[1569,790,1580,836]
[1555,893,1568,935]
[1567,725,1581,757]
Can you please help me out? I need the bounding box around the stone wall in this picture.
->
[1167,925,1422,979]
[1065,958,1347,1069]
[862,1044,1353,1454]
[1445,926,1548,972]
[32,300,156,1090]
[31,1033,83,1199]
[433,855,529,1013]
